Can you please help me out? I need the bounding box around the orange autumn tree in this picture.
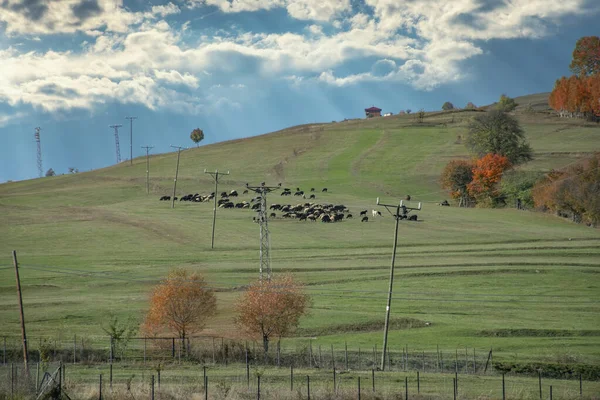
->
[440,159,474,206]
[143,269,216,341]
[235,275,309,354]
[467,153,511,206]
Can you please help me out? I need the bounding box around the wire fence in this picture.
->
[2,335,598,381]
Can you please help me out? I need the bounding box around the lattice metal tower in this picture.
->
[246,182,280,280]
[109,124,122,163]
[34,127,42,177]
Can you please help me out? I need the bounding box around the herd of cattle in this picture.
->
[159,187,419,222]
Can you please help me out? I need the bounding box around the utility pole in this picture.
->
[34,127,42,178]
[12,251,28,375]
[375,198,422,371]
[170,145,184,209]
[204,169,230,249]
[109,124,123,163]
[245,182,280,280]
[141,146,154,194]
[125,116,137,165]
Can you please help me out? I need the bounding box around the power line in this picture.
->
[245,182,281,280]
[169,145,185,209]
[125,116,137,166]
[141,145,154,194]
[15,265,600,305]
[34,127,42,177]
[204,169,230,249]
[109,124,123,164]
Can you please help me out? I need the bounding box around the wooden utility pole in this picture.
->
[375,198,421,371]
[12,251,29,374]
[141,145,154,194]
[204,169,230,249]
[170,145,184,209]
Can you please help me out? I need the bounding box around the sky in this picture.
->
[0,0,599,182]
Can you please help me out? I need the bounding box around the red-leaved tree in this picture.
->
[440,159,475,206]
[235,275,309,354]
[569,36,600,77]
[143,269,217,341]
[467,154,511,206]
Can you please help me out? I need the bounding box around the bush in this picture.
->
[501,170,545,209]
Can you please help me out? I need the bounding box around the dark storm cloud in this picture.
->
[1,0,48,21]
[71,0,102,20]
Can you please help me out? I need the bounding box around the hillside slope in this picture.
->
[0,98,599,367]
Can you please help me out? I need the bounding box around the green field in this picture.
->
[1,95,599,387]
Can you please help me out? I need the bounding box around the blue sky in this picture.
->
[0,0,599,182]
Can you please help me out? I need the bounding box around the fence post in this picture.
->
[580,373,583,398]
[205,375,208,400]
[405,376,408,400]
[307,375,310,400]
[11,363,14,398]
[151,375,155,400]
[345,342,348,370]
[453,378,456,400]
[58,362,62,398]
[333,368,336,393]
[331,344,335,370]
[99,374,102,400]
[290,364,293,391]
[538,371,542,400]
[109,337,113,364]
[417,371,420,393]
[110,363,113,389]
[550,385,553,400]
[358,376,361,400]
[257,375,261,400]
[502,373,505,400]
[36,362,40,394]
[372,369,375,392]
[246,348,250,389]
[3,337,5,365]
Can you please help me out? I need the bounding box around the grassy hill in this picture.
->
[0,96,599,372]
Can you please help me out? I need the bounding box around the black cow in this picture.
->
[322,188,328,192]
[243,190,249,194]
[409,214,418,221]
[347,214,353,219]
[360,210,367,216]
[310,188,315,192]
[309,194,316,199]
[361,216,368,222]
[270,212,276,218]
[230,190,238,197]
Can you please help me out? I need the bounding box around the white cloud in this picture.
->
[0,0,595,115]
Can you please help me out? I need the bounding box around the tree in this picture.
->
[465,102,477,110]
[143,269,216,341]
[467,153,511,207]
[45,168,55,177]
[190,128,205,147]
[406,109,412,114]
[102,314,138,360]
[442,102,455,111]
[496,94,518,112]
[532,153,600,225]
[440,159,474,205]
[466,109,532,165]
[235,275,309,354]
[569,36,600,77]
[416,109,425,123]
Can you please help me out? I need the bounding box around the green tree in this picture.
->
[442,102,455,111]
[496,94,518,112]
[416,108,425,123]
[440,159,474,206]
[45,168,55,177]
[190,128,205,147]
[466,110,532,165]
[569,36,600,77]
[102,314,138,361]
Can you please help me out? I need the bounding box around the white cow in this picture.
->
[372,210,382,218]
